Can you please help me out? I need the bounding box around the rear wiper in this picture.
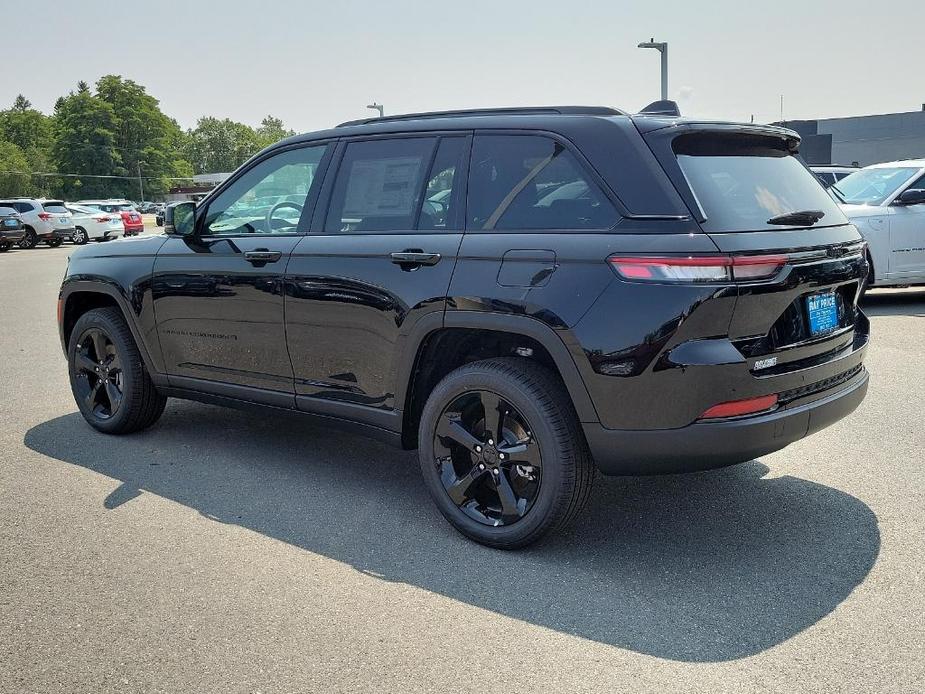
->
[767,210,826,226]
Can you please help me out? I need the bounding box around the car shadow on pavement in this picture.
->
[861,289,925,317]
[24,403,880,663]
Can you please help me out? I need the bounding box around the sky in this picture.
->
[0,0,922,134]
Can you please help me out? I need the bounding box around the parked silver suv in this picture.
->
[0,198,75,248]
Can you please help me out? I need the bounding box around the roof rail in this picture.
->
[337,105,625,127]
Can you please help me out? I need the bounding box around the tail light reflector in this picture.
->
[608,254,788,283]
[94,215,111,222]
[699,394,779,420]
[38,212,52,221]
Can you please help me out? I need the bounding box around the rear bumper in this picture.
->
[584,367,869,475]
[53,227,76,239]
[0,229,24,242]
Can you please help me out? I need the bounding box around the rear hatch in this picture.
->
[40,201,73,231]
[642,124,867,383]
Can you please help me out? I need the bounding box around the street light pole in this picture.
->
[366,102,384,118]
[637,38,669,101]
[137,163,144,203]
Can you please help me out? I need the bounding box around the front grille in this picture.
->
[778,364,863,404]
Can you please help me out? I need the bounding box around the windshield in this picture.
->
[674,134,845,232]
[832,167,921,206]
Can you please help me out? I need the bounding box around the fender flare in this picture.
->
[394,310,600,424]
[59,279,163,382]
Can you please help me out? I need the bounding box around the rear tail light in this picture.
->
[608,254,788,283]
[699,394,779,420]
[94,215,111,222]
[38,212,52,221]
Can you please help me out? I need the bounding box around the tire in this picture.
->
[68,307,167,434]
[0,242,8,252]
[418,357,594,549]
[18,227,37,249]
[46,238,63,248]
[72,227,89,245]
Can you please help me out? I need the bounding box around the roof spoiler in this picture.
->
[638,100,681,117]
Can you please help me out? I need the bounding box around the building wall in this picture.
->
[781,109,925,166]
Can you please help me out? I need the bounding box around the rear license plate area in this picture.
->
[806,292,840,336]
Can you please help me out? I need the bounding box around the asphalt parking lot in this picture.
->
[1,242,922,693]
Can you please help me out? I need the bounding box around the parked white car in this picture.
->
[0,198,75,248]
[65,204,125,244]
[832,160,925,290]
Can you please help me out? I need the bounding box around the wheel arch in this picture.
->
[397,311,599,448]
[60,281,162,381]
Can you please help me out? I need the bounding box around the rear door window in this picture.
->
[324,137,436,233]
[674,134,846,231]
[468,134,618,230]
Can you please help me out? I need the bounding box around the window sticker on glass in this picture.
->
[343,157,423,217]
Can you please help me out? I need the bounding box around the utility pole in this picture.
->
[638,39,669,100]
[137,163,144,202]
[366,102,384,118]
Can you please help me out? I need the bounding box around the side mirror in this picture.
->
[895,188,925,206]
[165,201,196,235]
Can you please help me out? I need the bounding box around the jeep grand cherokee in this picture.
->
[58,104,869,548]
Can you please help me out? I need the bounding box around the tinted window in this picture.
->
[419,137,467,231]
[14,202,34,213]
[204,144,327,236]
[907,174,925,192]
[675,134,845,231]
[468,135,617,230]
[325,138,434,233]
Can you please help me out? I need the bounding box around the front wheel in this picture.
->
[72,227,89,245]
[18,227,37,249]
[418,358,594,549]
[68,307,167,434]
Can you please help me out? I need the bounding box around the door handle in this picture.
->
[390,250,442,269]
[244,249,282,265]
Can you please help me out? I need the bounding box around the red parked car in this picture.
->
[76,200,144,236]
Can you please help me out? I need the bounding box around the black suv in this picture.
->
[59,105,870,548]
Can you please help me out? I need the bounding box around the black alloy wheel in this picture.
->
[73,327,124,420]
[434,390,542,526]
[68,307,167,434]
[18,227,37,249]
[419,358,594,549]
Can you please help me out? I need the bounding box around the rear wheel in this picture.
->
[72,227,89,245]
[0,241,8,252]
[46,238,63,248]
[18,227,37,249]
[68,307,167,434]
[418,358,593,549]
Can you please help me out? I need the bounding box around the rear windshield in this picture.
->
[0,207,16,215]
[674,134,846,232]
[42,202,68,213]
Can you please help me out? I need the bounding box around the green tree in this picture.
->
[95,75,192,199]
[0,94,56,196]
[256,115,295,150]
[0,140,31,197]
[51,85,120,199]
[184,117,261,174]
